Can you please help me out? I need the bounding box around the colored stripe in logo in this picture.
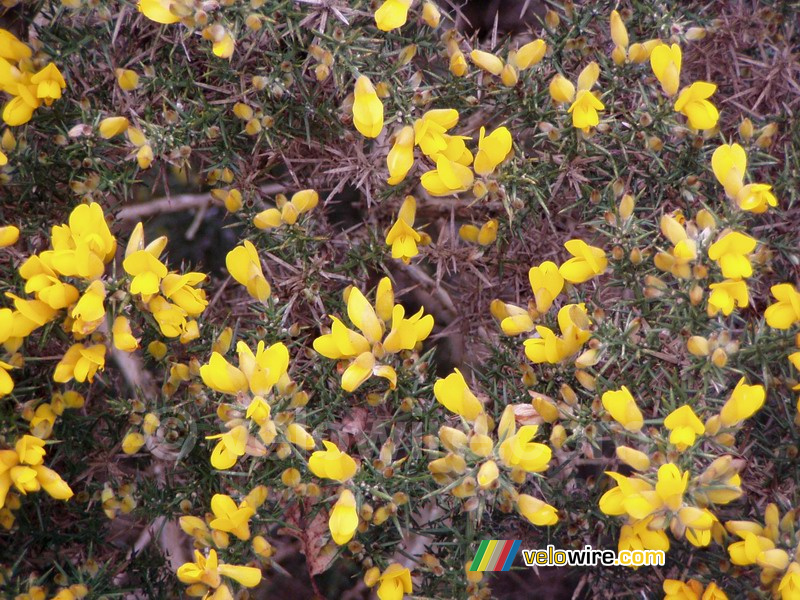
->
[469,540,521,572]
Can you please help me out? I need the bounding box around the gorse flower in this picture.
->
[201,341,290,397]
[176,549,262,598]
[764,284,800,329]
[0,435,73,509]
[386,126,415,185]
[374,0,411,32]
[308,441,358,482]
[550,62,605,130]
[433,368,484,421]
[674,82,719,130]
[253,189,319,230]
[226,240,271,302]
[313,278,433,392]
[602,386,644,432]
[473,126,512,176]
[352,75,384,138]
[137,0,180,24]
[329,488,358,545]
[664,405,705,451]
[718,378,765,427]
[559,239,608,283]
[385,195,422,264]
[650,43,682,96]
[707,231,757,279]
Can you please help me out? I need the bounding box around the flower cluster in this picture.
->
[313,277,433,392]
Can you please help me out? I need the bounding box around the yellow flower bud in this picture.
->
[116,68,140,91]
[470,50,504,76]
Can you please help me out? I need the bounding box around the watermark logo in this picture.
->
[469,540,522,572]
[469,542,665,571]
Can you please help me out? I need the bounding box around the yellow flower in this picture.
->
[313,316,370,360]
[212,31,235,59]
[663,579,703,600]
[341,351,397,392]
[528,261,563,313]
[200,353,248,395]
[0,29,32,61]
[237,340,290,396]
[559,239,608,283]
[136,144,154,169]
[226,240,271,302]
[30,63,66,105]
[286,423,315,450]
[779,563,800,600]
[498,425,552,472]
[513,39,546,70]
[383,304,434,354]
[765,284,800,329]
[420,155,474,196]
[422,2,441,28]
[655,463,688,511]
[549,74,575,104]
[449,52,467,77]
[414,109,459,157]
[206,425,248,470]
[599,472,652,516]
[123,250,167,299]
[674,82,719,130]
[375,563,413,600]
[177,549,262,594]
[329,489,358,545]
[473,126,512,176]
[719,377,765,427]
[615,446,650,471]
[385,195,421,263]
[711,143,746,199]
[476,219,497,245]
[664,405,705,451]
[115,68,139,91]
[619,516,669,553]
[53,343,106,383]
[650,43,682,96]
[0,225,19,247]
[737,183,777,213]
[609,10,628,63]
[386,126,415,185]
[70,280,106,336]
[469,50,504,76]
[566,62,604,130]
[98,116,129,139]
[122,431,145,455]
[138,0,180,24]
[18,256,79,310]
[708,279,749,316]
[0,360,13,398]
[523,326,566,364]
[0,435,73,508]
[568,90,605,129]
[601,386,643,431]
[707,231,756,279]
[517,494,558,526]
[161,272,207,316]
[48,202,117,279]
[308,440,358,482]
[209,493,255,540]
[374,0,411,32]
[433,368,483,421]
[476,460,499,489]
[352,75,383,138]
